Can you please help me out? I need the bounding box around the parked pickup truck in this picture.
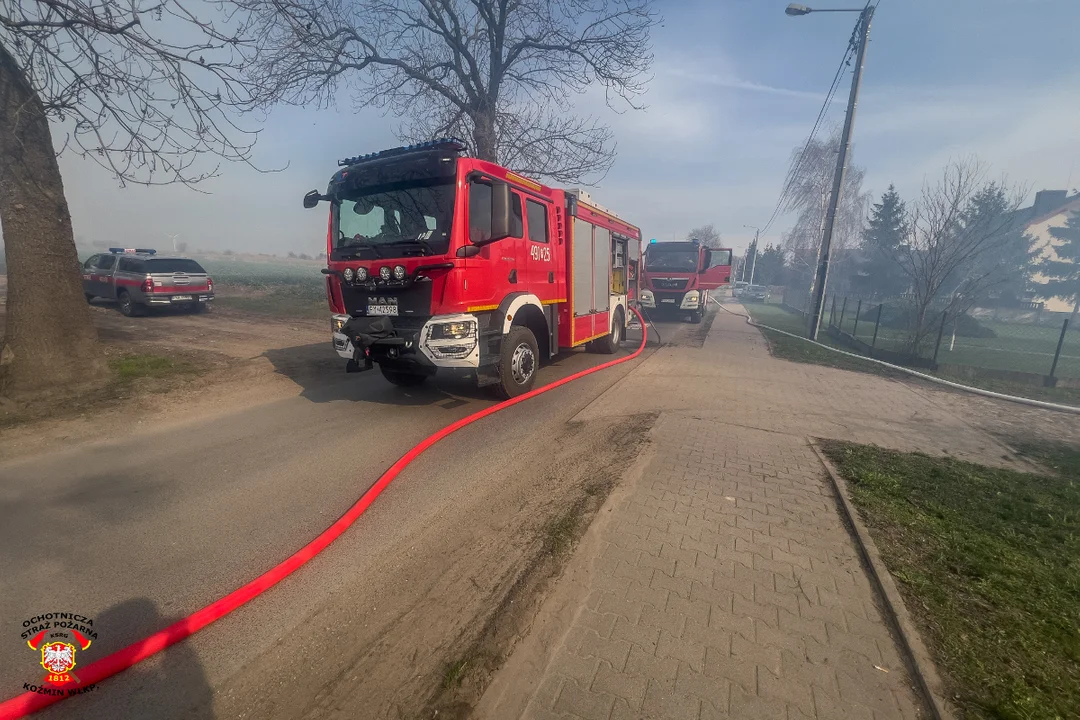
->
[82,248,214,316]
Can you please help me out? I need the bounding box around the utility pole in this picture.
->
[742,224,761,285]
[805,6,874,340]
[748,228,760,285]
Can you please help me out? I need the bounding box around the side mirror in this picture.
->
[303,190,323,209]
[489,181,511,243]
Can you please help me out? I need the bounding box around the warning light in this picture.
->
[649,238,656,244]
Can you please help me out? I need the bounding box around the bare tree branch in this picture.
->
[237,0,660,184]
[1,0,270,186]
[895,156,1029,352]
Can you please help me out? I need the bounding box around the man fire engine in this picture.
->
[303,139,642,399]
[639,239,732,323]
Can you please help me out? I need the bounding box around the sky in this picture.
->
[49,0,1080,257]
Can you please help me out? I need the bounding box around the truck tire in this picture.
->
[85,293,95,303]
[592,308,624,354]
[689,309,703,324]
[496,326,539,399]
[380,366,427,387]
[117,290,142,317]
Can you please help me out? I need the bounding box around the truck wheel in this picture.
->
[85,293,95,303]
[496,326,539,399]
[689,309,703,324]
[380,367,427,387]
[117,290,142,317]
[592,308,624,354]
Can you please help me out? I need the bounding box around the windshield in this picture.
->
[333,179,456,257]
[145,259,205,273]
[646,248,699,272]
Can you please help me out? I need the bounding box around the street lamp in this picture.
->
[787,2,875,341]
[742,225,761,285]
[786,4,867,14]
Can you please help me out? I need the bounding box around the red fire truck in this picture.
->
[304,139,642,399]
[639,240,732,323]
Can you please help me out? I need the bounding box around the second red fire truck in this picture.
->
[639,240,732,323]
[304,139,642,399]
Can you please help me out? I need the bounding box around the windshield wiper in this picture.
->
[382,239,435,256]
[337,237,384,258]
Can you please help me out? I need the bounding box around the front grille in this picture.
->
[652,278,688,291]
[654,291,685,304]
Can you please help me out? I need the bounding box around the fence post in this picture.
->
[1047,318,1069,386]
[871,303,883,357]
[932,310,948,367]
[852,300,862,338]
[830,296,837,327]
[839,297,848,333]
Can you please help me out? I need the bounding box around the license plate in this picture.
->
[367,304,398,316]
[172,295,193,302]
[660,298,676,303]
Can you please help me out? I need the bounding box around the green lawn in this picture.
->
[821,440,1080,720]
[824,302,1079,379]
[740,302,904,377]
[742,302,1080,406]
[109,353,202,383]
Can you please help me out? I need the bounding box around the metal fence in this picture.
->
[822,294,1078,388]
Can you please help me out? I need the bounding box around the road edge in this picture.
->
[472,428,660,719]
[808,440,954,720]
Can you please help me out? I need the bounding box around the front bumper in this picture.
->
[640,290,702,310]
[331,313,481,371]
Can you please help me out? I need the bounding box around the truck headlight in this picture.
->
[393,265,407,281]
[424,318,478,360]
[430,321,476,340]
[640,290,654,301]
[331,314,349,333]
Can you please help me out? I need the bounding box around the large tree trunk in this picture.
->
[0,43,108,396]
[472,110,498,162]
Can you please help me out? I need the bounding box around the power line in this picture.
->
[759,17,863,237]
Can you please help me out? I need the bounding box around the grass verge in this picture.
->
[544,512,580,556]
[442,659,469,690]
[820,439,1080,720]
[109,353,202,383]
[740,303,903,378]
[742,303,1080,405]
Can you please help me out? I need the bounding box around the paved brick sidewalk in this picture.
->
[477,305,1075,719]
[474,307,967,720]
[513,416,920,719]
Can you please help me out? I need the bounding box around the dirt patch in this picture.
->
[421,418,646,720]
[0,300,329,458]
[207,413,656,720]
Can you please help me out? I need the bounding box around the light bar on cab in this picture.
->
[337,138,467,167]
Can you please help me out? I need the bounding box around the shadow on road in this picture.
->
[262,342,494,408]
[261,341,629,409]
[55,598,214,720]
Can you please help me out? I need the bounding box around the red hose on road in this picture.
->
[0,308,649,719]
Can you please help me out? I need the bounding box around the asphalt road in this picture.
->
[0,316,704,718]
